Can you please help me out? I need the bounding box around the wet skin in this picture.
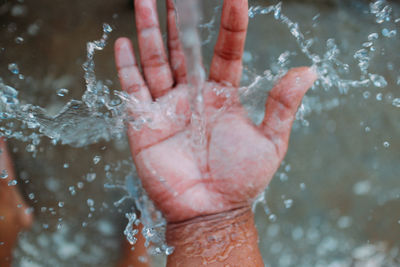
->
[115,0,317,266]
[0,139,33,266]
[118,225,151,267]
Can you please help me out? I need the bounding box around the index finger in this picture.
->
[209,0,248,87]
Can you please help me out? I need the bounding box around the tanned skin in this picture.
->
[114,0,317,266]
[0,139,33,266]
[118,224,151,267]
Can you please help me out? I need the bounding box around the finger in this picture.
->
[135,0,174,98]
[261,67,318,159]
[209,0,249,87]
[114,37,152,103]
[167,0,187,84]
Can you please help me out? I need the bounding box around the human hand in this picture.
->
[0,139,33,266]
[114,0,317,223]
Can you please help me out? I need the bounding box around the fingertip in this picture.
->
[114,37,130,52]
[310,65,319,81]
[287,66,318,88]
[221,0,249,30]
[114,38,136,69]
[269,66,317,110]
[296,66,318,95]
[166,0,175,10]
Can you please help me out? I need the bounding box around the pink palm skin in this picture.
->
[114,0,318,223]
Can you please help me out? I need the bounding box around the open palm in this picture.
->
[115,0,317,222]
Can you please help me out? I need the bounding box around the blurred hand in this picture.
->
[115,0,317,222]
[0,139,33,266]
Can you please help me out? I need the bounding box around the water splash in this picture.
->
[108,172,173,256]
[243,0,399,127]
[0,23,127,148]
[370,0,393,24]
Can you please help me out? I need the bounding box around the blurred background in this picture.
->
[0,0,399,266]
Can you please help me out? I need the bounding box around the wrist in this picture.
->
[166,206,263,267]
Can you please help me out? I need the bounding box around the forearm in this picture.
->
[166,207,263,267]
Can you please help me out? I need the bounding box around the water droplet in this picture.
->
[63,163,69,168]
[392,98,400,108]
[86,173,96,182]
[26,144,36,152]
[25,208,34,215]
[8,63,19,74]
[269,214,277,222]
[363,91,370,99]
[300,183,306,190]
[57,88,69,97]
[11,5,27,17]
[165,246,174,255]
[27,23,40,36]
[353,180,371,195]
[138,256,148,263]
[93,155,101,164]
[369,74,387,88]
[0,169,8,179]
[69,186,76,196]
[362,41,373,48]
[103,23,112,33]
[58,202,64,208]
[77,182,84,189]
[312,14,320,21]
[15,36,24,44]
[368,33,379,41]
[279,172,288,182]
[273,3,281,20]
[243,51,252,63]
[284,199,293,209]
[337,216,352,229]
[284,164,291,172]
[383,141,390,148]
[382,28,397,38]
[87,199,94,207]
[376,93,383,101]
[28,193,35,200]
[8,180,17,186]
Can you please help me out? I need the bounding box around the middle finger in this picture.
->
[135,0,174,98]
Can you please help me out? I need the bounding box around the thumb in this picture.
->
[261,67,318,159]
